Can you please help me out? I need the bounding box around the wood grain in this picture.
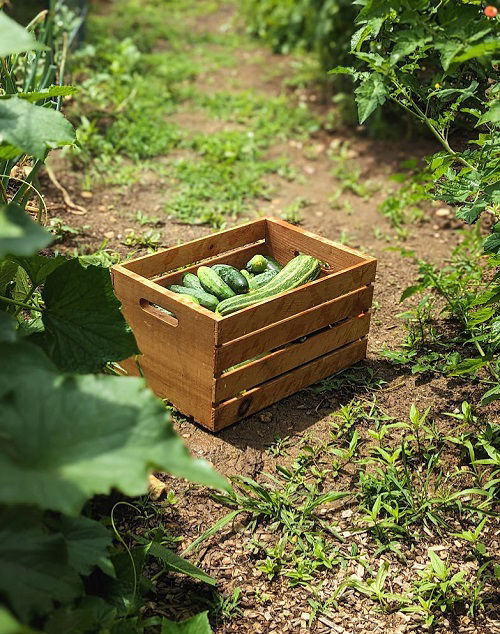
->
[265,217,374,272]
[214,312,370,402]
[214,285,373,373]
[122,218,267,278]
[112,266,216,426]
[213,338,368,431]
[216,259,376,343]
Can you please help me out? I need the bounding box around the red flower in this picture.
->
[484,5,498,17]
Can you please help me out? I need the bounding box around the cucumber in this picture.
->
[182,272,204,292]
[263,256,283,273]
[197,266,236,301]
[246,254,268,274]
[249,269,278,290]
[216,254,321,316]
[212,264,249,294]
[240,269,254,283]
[168,284,219,311]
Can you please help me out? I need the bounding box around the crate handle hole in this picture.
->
[140,298,178,327]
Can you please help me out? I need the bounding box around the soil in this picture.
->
[41,3,499,633]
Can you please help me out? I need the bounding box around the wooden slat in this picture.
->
[214,312,370,402]
[112,267,216,426]
[216,259,376,344]
[265,217,373,272]
[122,218,267,278]
[213,338,367,431]
[154,242,268,287]
[215,285,373,373]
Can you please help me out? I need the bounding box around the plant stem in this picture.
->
[0,295,43,312]
[13,284,37,318]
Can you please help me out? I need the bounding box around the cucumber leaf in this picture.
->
[0,203,52,257]
[0,342,228,514]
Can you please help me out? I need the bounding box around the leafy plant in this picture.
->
[333,0,500,251]
[383,229,500,406]
[0,11,227,632]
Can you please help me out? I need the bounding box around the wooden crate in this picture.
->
[111,217,376,431]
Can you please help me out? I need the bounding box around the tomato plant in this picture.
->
[332,0,500,252]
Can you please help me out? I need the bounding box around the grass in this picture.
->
[183,393,498,629]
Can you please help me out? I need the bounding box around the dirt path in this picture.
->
[44,3,498,633]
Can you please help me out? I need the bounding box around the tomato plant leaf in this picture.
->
[0,507,82,622]
[354,75,388,123]
[0,203,52,257]
[0,12,46,57]
[40,259,139,372]
[161,612,212,634]
[0,606,41,633]
[0,257,18,293]
[0,97,74,160]
[483,223,500,254]
[0,342,228,514]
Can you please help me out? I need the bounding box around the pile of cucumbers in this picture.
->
[168,253,322,316]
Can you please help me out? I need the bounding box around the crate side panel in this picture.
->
[217,259,376,343]
[112,268,216,426]
[123,218,267,278]
[265,217,372,271]
[214,312,370,402]
[215,285,373,373]
[213,338,367,431]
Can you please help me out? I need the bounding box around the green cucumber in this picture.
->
[240,269,254,283]
[212,264,249,294]
[182,272,204,292]
[168,284,219,311]
[246,254,268,274]
[263,256,283,273]
[216,254,321,316]
[249,269,278,290]
[197,266,236,301]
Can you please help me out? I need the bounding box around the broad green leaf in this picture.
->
[483,224,500,254]
[435,40,464,71]
[453,40,500,64]
[390,29,430,62]
[0,203,52,256]
[161,612,212,634]
[0,12,45,57]
[0,342,228,514]
[400,284,423,302]
[479,384,500,406]
[0,607,40,633]
[40,259,139,372]
[477,100,500,125]
[0,507,82,621]
[45,597,117,634]
[0,97,74,160]
[9,254,66,286]
[146,541,215,586]
[0,143,23,160]
[456,200,487,224]
[355,75,388,123]
[58,515,113,576]
[14,85,78,103]
[0,311,16,342]
[428,549,447,580]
